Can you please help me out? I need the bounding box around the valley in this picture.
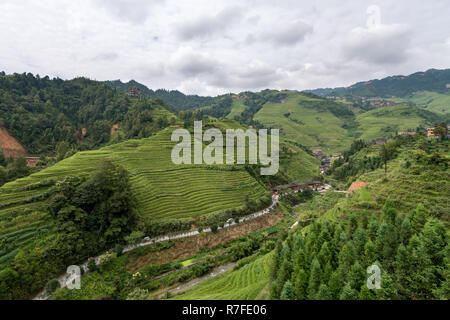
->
[0,69,449,301]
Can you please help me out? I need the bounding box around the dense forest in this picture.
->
[270,200,449,300]
[0,73,174,156]
[105,80,217,112]
[0,160,136,299]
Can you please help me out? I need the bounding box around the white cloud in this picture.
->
[0,0,449,95]
[342,23,411,65]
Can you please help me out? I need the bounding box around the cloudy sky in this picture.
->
[1,0,449,95]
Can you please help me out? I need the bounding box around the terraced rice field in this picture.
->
[0,127,270,265]
[171,253,272,300]
[254,92,355,154]
[354,104,436,142]
[1,127,267,220]
[387,91,450,115]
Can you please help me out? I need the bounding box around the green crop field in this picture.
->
[354,104,438,142]
[171,253,272,300]
[387,91,450,115]
[254,92,355,154]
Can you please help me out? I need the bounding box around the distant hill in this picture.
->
[105,80,217,111]
[307,68,450,98]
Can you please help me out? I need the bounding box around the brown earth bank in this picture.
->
[126,209,285,271]
[0,126,27,158]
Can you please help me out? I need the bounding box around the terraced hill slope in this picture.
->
[171,253,272,300]
[354,104,441,142]
[0,128,267,219]
[386,91,450,115]
[0,127,271,268]
[253,92,356,154]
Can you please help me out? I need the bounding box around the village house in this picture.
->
[126,87,140,97]
[426,127,438,138]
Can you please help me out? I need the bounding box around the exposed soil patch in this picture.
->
[126,209,284,271]
[0,126,27,159]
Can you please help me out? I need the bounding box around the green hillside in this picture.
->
[0,127,267,222]
[253,92,356,154]
[226,98,248,120]
[387,91,450,115]
[355,105,441,142]
[172,253,272,300]
[0,127,273,273]
[173,135,449,301]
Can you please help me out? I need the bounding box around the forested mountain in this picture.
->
[0,73,175,156]
[307,68,450,98]
[105,79,217,111]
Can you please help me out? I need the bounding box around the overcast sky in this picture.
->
[1,0,449,95]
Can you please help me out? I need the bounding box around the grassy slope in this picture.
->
[226,98,247,120]
[171,253,272,300]
[387,91,450,115]
[254,92,355,154]
[355,104,439,142]
[318,137,449,225]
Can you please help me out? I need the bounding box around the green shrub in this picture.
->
[87,259,97,272]
[45,279,60,295]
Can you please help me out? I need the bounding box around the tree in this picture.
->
[375,221,398,266]
[399,218,412,245]
[340,283,358,300]
[433,122,448,141]
[409,204,429,234]
[307,258,322,298]
[56,141,71,161]
[328,270,343,299]
[0,166,7,185]
[316,284,332,300]
[280,280,294,300]
[293,269,308,299]
[87,259,97,272]
[353,228,368,258]
[126,288,149,300]
[380,144,388,175]
[376,272,397,300]
[45,279,60,295]
[338,241,356,269]
[358,284,375,300]
[7,157,30,180]
[348,262,366,290]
